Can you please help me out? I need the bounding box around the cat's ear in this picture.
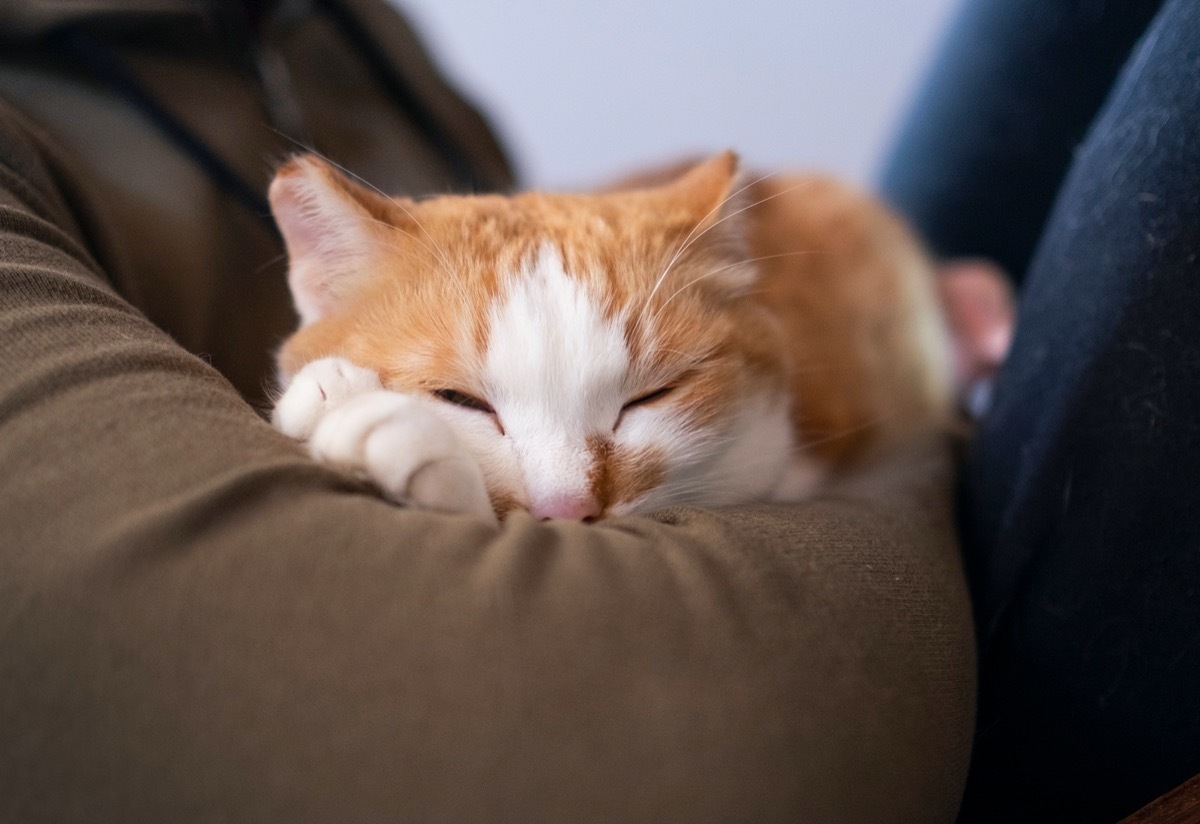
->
[664,150,740,215]
[659,151,756,294]
[269,155,413,326]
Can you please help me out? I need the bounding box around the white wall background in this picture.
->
[393,0,961,189]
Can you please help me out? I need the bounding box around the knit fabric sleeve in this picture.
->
[0,98,975,824]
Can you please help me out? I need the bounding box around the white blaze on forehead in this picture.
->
[484,243,630,502]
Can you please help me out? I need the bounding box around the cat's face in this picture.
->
[271,153,796,519]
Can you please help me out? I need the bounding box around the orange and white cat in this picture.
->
[269,152,953,523]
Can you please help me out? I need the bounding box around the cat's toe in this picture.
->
[313,357,383,403]
[272,357,382,440]
[409,456,497,524]
[272,371,327,440]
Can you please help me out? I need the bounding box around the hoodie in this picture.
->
[0,0,513,402]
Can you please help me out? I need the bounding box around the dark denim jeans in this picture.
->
[882,0,1200,819]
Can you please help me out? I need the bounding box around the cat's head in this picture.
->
[269,152,796,520]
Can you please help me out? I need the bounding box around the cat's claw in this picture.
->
[274,358,496,523]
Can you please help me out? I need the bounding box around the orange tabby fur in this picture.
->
[272,152,951,517]
[743,173,951,463]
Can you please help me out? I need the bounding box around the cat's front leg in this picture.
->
[272,357,496,523]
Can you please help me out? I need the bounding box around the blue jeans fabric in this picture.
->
[882,0,1200,820]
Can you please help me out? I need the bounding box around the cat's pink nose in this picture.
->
[531,494,602,523]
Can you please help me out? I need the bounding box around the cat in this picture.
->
[268,152,953,523]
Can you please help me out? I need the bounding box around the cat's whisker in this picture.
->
[380,203,460,285]
[647,251,822,327]
[364,223,476,314]
[643,347,709,361]
[653,478,750,507]
[641,170,780,322]
[641,179,821,338]
[349,229,468,305]
[643,175,818,318]
[270,129,461,284]
[652,451,804,505]
[357,213,460,286]
[269,129,405,210]
[789,362,853,375]
[795,410,904,453]
[254,252,289,276]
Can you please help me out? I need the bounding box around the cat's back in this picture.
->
[744,174,953,465]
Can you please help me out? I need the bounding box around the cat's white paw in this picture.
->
[272,356,384,441]
[309,391,496,523]
[273,357,495,522]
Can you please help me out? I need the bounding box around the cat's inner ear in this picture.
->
[269,155,413,326]
[656,151,756,294]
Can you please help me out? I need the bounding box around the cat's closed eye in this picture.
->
[432,388,505,434]
[614,385,675,431]
[432,388,494,414]
[621,386,674,411]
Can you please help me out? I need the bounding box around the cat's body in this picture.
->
[269,153,952,522]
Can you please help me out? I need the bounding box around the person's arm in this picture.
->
[0,101,975,823]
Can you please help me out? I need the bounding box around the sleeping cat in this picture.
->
[268,152,953,523]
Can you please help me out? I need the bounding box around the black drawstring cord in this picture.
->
[46,27,280,235]
[314,0,492,193]
[44,2,500,234]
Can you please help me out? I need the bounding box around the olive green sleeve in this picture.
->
[0,103,975,823]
